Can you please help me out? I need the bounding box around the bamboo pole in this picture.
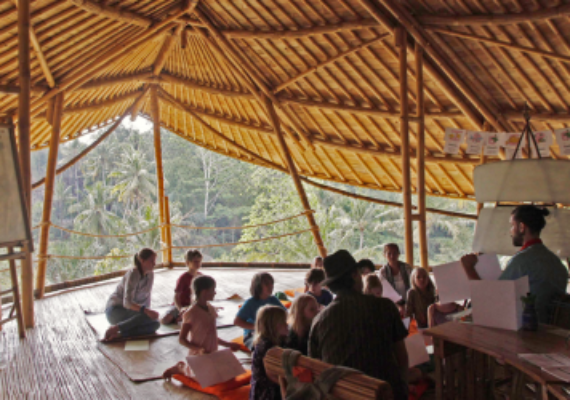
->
[8,247,26,338]
[21,242,34,328]
[18,0,31,217]
[262,96,327,258]
[151,85,167,263]
[164,196,173,267]
[415,44,428,270]
[396,28,414,266]
[36,92,64,299]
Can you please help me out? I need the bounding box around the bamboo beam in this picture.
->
[8,247,26,338]
[78,71,153,91]
[59,91,141,116]
[222,19,381,39]
[273,33,390,93]
[36,92,64,299]
[21,242,34,328]
[32,102,135,189]
[164,196,173,266]
[396,28,414,267]
[129,86,150,122]
[417,3,570,26]
[262,96,327,257]
[415,44,428,270]
[153,24,184,76]
[426,27,570,64]
[151,85,167,263]
[159,73,254,98]
[67,0,154,28]
[0,84,45,95]
[504,111,570,123]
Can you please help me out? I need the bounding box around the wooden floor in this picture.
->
[0,268,306,399]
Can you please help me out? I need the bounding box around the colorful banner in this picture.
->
[443,128,465,154]
[555,128,570,156]
[465,131,484,155]
[483,132,503,156]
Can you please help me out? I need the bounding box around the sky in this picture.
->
[77,116,152,145]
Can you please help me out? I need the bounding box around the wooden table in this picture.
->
[424,322,570,400]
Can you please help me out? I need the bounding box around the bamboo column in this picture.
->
[150,85,167,262]
[36,92,64,299]
[415,44,428,270]
[164,196,173,267]
[18,0,34,327]
[263,97,327,258]
[397,28,414,266]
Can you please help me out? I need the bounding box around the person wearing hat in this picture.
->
[308,250,409,400]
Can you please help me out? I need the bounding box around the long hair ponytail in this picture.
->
[134,248,156,276]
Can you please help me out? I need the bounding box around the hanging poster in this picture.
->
[503,132,525,160]
[530,130,552,158]
[443,128,465,154]
[465,131,484,155]
[483,132,503,156]
[555,128,570,156]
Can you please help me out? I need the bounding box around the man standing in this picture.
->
[462,205,568,322]
[309,250,409,400]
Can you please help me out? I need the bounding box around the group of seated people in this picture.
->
[101,205,569,400]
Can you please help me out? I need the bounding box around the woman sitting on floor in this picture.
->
[103,248,161,341]
[234,272,286,350]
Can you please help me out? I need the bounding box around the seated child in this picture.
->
[311,256,324,269]
[357,259,376,276]
[428,301,464,328]
[285,294,319,356]
[162,250,202,325]
[163,275,241,379]
[363,274,383,298]
[250,306,289,400]
[406,268,436,329]
[234,272,286,350]
[305,269,333,307]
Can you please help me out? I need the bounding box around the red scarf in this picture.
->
[520,238,542,252]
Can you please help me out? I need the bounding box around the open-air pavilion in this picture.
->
[2,0,570,398]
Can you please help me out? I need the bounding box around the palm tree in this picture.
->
[69,182,119,235]
[109,146,157,212]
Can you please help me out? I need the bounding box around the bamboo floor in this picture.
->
[0,267,306,399]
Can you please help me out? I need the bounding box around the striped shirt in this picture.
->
[308,289,408,400]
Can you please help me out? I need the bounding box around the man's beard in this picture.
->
[512,231,524,247]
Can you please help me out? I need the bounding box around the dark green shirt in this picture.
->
[500,243,568,323]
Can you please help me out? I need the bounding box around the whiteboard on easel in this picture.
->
[0,124,32,247]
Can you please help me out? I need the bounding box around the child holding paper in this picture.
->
[285,294,319,355]
[305,269,333,307]
[406,268,436,329]
[250,306,289,400]
[363,274,383,298]
[163,275,241,379]
[161,250,203,325]
[235,272,286,350]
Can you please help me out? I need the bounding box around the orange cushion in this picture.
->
[408,318,419,336]
[281,300,292,309]
[230,336,251,353]
[174,371,252,399]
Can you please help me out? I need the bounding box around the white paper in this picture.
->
[530,130,552,158]
[405,334,430,367]
[124,340,150,351]
[483,132,503,156]
[465,131,485,155]
[402,317,411,330]
[470,276,529,331]
[444,128,466,154]
[186,348,246,388]
[475,254,502,281]
[555,128,570,156]
[503,132,525,149]
[379,277,402,303]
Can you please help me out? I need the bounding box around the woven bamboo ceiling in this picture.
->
[2,0,570,201]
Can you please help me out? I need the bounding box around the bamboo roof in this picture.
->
[3,0,570,201]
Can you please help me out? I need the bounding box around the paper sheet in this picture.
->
[471,276,529,331]
[405,334,430,367]
[186,348,246,388]
[124,340,150,351]
[433,254,501,303]
[379,277,402,303]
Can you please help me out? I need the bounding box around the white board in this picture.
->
[473,207,570,257]
[0,125,30,246]
[405,333,430,367]
[474,159,570,203]
[186,348,245,388]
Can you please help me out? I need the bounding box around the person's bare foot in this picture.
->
[102,325,120,342]
[163,362,186,381]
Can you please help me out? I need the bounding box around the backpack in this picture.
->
[281,349,362,400]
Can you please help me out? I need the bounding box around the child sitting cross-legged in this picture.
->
[305,269,333,307]
[285,294,319,356]
[234,272,286,350]
[363,274,383,298]
[163,275,241,380]
[250,306,289,400]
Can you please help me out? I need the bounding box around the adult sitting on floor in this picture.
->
[309,250,409,400]
[461,205,568,323]
[103,248,161,341]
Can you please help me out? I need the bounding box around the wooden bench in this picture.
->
[263,347,393,399]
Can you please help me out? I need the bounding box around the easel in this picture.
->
[0,122,34,338]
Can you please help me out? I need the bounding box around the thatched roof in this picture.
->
[2,0,570,201]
